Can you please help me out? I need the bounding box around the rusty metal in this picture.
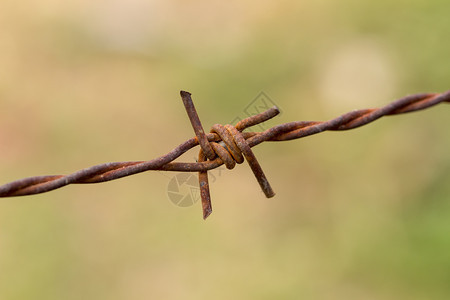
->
[0,90,449,219]
[180,91,276,218]
[224,124,275,198]
[180,91,215,160]
[198,149,212,219]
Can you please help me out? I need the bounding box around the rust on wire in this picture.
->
[0,90,449,219]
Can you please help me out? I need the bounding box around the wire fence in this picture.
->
[1,90,449,218]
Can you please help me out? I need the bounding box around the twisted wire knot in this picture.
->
[209,124,246,169]
[181,91,277,219]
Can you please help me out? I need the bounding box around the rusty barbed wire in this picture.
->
[1,90,449,219]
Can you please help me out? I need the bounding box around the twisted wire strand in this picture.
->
[0,90,449,206]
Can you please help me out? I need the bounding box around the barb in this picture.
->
[1,90,449,219]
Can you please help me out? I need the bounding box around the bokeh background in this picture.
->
[0,0,449,299]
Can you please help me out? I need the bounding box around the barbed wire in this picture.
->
[1,90,449,219]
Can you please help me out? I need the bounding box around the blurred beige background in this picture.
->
[0,0,449,299]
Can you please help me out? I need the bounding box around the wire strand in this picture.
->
[1,90,449,218]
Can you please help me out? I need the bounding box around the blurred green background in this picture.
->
[0,0,449,299]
